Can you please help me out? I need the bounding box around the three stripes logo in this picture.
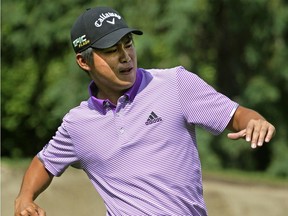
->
[145,111,162,125]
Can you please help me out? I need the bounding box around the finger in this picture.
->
[256,123,269,147]
[245,120,257,148]
[247,119,263,148]
[249,120,275,148]
[20,210,27,216]
[227,129,246,140]
[250,124,260,149]
[37,208,46,216]
[245,120,254,143]
[265,124,276,142]
[20,209,30,216]
[21,206,38,216]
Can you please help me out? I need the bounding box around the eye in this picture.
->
[103,47,117,53]
[125,40,133,48]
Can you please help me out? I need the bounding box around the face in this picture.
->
[79,34,137,100]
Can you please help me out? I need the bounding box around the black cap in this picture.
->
[70,7,143,53]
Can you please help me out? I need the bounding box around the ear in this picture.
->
[76,53,91,71]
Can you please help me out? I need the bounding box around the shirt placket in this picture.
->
[114,96,129,144]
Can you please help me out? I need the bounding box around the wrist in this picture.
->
[15,192,34,203]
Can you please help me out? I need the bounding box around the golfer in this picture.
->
[15,6,275,216]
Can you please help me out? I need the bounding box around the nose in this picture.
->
[119,46,131,63]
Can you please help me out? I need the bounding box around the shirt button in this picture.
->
[104,101,110,107]
[120,127,125,134]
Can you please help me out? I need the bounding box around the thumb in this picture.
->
[227,129,246,140]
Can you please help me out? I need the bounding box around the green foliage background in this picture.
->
[2,0,288,177]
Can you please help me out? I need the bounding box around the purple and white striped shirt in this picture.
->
[38,66,238,215]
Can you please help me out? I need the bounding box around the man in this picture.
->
[15,6,275,216]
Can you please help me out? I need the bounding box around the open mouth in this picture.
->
[119,67,133,74]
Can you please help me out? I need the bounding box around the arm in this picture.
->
[226,106,276,148]
[15,156,54,216]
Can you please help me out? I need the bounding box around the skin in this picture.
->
[227,106,275,148]
[14,34,276,215]
[14,156,52,216]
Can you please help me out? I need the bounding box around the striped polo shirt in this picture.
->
[38,66,238,215]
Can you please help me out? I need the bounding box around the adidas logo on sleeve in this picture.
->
[145,111,162,125]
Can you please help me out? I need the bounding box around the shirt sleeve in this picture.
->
[176,67,239,135]
[37,118,80,177]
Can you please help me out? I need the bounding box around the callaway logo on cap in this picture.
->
[70,7,143,53]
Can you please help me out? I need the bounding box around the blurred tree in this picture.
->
[206,0,288,175]
[1,0,93,156]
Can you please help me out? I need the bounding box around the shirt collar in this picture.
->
[88,68,143,113]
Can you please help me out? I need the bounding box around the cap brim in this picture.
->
[91,28,143,49]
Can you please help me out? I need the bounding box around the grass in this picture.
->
[1,157,32,169]
[203,168,288,188]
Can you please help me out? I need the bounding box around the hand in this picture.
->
[227,119,275,149]
[15,198,46,216]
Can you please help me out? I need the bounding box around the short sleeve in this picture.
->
[176,67,238,135]
[37,118,80,176]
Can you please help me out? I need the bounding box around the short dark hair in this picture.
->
[80,47,94,66]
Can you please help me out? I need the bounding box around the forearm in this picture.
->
[16,156,53,201]
[228,106,265,132]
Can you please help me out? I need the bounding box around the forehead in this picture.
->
[113,33,133,46]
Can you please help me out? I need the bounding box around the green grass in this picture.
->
[203,168,288,187]
[1,157,32,169]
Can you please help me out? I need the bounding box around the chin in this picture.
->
[121,73,136,83]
